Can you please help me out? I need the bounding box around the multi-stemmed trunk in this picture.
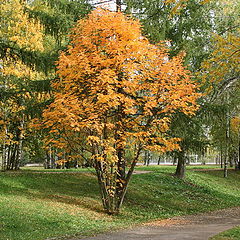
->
[95,164,126,214]
[94,148,141,215]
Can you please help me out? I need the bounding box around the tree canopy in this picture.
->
[39,8,200,213]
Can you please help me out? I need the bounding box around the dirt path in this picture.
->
[68,207,240,240]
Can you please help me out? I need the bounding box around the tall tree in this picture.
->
[0,0,46,170]
[39,9,200,214]
[0,0,92,170]
[200,0,240,176]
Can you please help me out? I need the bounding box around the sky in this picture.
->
[90,0,117,11]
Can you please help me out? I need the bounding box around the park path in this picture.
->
[69,207,240,240]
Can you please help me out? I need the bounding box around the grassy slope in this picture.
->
[0,166,240,240]
[210,226,240,240]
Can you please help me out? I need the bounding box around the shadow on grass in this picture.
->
[0,169,240,220]
[124,170,240,218]
[0,171,104,213]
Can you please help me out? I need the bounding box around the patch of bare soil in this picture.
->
[132,170,153,175]
[144,218,190,227]
[191,168,233,172]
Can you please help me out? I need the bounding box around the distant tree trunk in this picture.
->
[224,154,228,177]
[6,144,13,170]
[174,151,186,179]
[236,140,240,170]
[236,159,240,170]
[220,147,223,168]
[45,151,50,169]
[147,152,150,166]
[223,138,228,178]
[144,150,150,165]
[45,147,56,169]
[173,154,177,165]
[10,144,17,170]
[1,125,8,171]
[229,151,234,167]
[4,122,23,171]
[1,143,6,171]
[224,93,231,177]
[14,121,23,170]
[224,109,230,177]
[157,155,161,165]
[1,80,8,171]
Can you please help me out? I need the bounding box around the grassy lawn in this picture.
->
[0,165,240,240]
[210,226,240,240]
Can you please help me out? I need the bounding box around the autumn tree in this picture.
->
[0,0,47,170]
[26,0,92,169]
[0,0,92,170]
[41,9,200,214]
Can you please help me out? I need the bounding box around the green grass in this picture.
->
[210,226,240,240]
[0,165,240,240]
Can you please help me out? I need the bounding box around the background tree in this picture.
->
[123,0,239,177]
[0,0,46,170]
[27,0,92,169]
[0,0,92,170]
[125,0,217,70]
[170,111,209,178]
[200,0,240,176]
[28,0,91,47]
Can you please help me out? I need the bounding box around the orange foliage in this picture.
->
[231,117,240,134]
[40,8,201,213]
[41,8,200,159]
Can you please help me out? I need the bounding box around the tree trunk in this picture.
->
[45,151,51,169]
[229,152,234,167]
[2,120,24,171]
[1,126,8,171]
[94,147,141,215]
[10,144,17,170]
[144,150,147,165]
[224,92,231,177]
[174,151,186,179]
[144,151,150,166]
[94,162,127,214]
[224,109,230,178]
[220,147,223,168]
[236,140,240,170]
[45,147,55,169]
[115,148,126,209]
[224,154,228,177]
